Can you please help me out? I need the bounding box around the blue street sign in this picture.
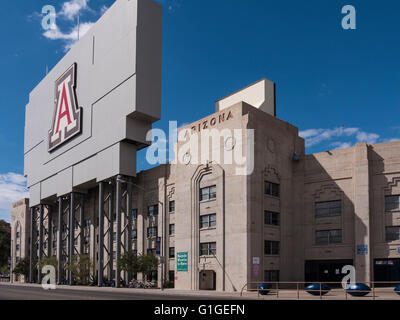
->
[357,245,368,255]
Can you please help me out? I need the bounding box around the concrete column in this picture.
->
[47,207,52,257]
[98,183,105,286]
[115,177,122,287]
[353,143,371,283]
[38,205,43,283]
[107,184,114,281]
[68,193,75,285]
[79,196,84,255]
[126,180,133,282]
[57,198,62,284]
[29,208,34,283]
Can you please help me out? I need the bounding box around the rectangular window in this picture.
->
[200,214,217,229]
[265,181,280,198]
[53,226,58,234]
[169,224,175,236]
[264,241,280,255]
[132,209,138,220]
[200,185,217,202]
[147,248,156,256]
[148,205,159,217]
[132,229,137,240]
[85,220,91,229]
[315,200,342,218]
[52,240,57,248]
[386,226,400,242]
[264,270,280,282]
[16,232,20,239]
[385,195,400,211]
[169,271,175,283]
[147,227,158,239]
[16,244,20,251]
[264,211,280,226]
[169,247,175,259]
[315,230,342,245]
[200,242,216,256]
[169,201,175,213]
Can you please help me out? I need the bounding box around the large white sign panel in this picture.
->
[24,0,162,206]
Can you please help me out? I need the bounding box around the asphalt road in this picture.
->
[0,284,234,300]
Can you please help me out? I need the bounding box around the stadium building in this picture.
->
[10,0,400,291]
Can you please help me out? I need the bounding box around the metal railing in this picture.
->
[240,281,400,300]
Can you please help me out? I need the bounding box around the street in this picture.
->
[0,284,239,300]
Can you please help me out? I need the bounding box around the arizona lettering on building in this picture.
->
[48,63,82,152]
[191,111,234,134]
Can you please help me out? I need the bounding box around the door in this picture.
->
[199,271,216,290]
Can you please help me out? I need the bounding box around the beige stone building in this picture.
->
[11,80,400,291]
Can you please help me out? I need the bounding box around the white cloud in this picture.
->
[299,127,381,149]
[43,22,95,51]
[331,141,354,150]
[60,0,90,21]
[0,173,29,215]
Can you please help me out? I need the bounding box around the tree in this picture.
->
[118,251,140,281]
[0,265,9,275]
[139,253,159,282]
[66,255,93,285]
[13,257,30,279]
[0,220,11,268]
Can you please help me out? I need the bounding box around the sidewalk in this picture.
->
[0,282,255,299]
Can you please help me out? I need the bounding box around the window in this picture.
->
[315,230,342,245]
[265,181,280,198]
[16,244,20,251]
[200,214,217,229]
[169,247,175,259]
[52,240,57,248]
[113,232,116,242]
[133,250,138,257]
[62,225,67,233]
[147,248,156,256]
[169,201,175,213]
[16,232,20,239]
[148,205,159,217]
[53,226,58,234]
[149,271,158,282]
[132,229,137,240]
[315,200,342,218]
[385,195,400,211]
[264,270,280,282]
[264,241,280,255]
[169,224,175,236]
[132,209,138,220]
[169,271,175,283]
[386,226,400,242]
[200,242,216,256]
[74,238,78,246]
[85,220,91,230]
[147,227,158,239]
[84,236,90,245]
[200,185,217,202]
[264,211,280,226]
[74,221,79,230]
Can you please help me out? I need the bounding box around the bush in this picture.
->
[13,257,30,279]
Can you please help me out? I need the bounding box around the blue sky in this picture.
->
[0,0,400,221]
